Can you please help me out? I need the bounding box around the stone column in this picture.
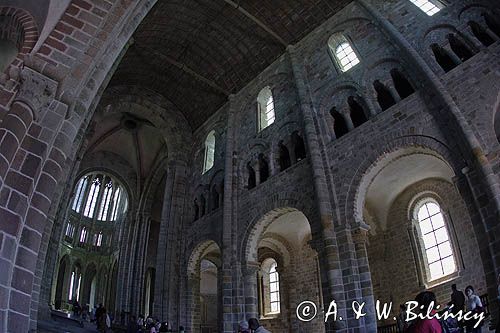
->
[242,261,260,319]
[221,94,238,332]
[288,45,347,332]
[352,225,377,332]
[154,160,186,328]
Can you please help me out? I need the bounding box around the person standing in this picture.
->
[238,320,250,333]
[248,318,271,333]
[449,284,466,315]
[465,285,483,333]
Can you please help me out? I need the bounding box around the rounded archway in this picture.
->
[187,241,222,333]
[243,208,325,333]
[358,147,488,328]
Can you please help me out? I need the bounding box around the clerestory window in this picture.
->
[257,87,275,132]
[328,34,360,72]
[71,173,127,222]
[409,0,442,16]
[203,130,216,173]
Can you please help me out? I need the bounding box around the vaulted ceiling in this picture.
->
[109,0,352,130]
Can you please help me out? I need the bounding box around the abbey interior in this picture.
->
[0,0,499,332]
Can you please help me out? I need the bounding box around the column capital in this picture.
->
[351,224,370,245]
[242,261,260,276]
[15,66,58,118]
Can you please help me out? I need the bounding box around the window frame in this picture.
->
[257,86,276,132]
[203,130,216,173]
[328,33,361,73]
[408,0,445,16]
[269,262,281,314]
[410,195,460,287]
[259,258,281,317]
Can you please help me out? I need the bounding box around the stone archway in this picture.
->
[186,240,222,333]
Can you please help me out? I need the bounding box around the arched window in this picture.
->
[269,262,280,313]
[390,69,415,99]
[203,130,216,173]
[330,107,349,139]
[95,232,103,247]
[328,34,360,72]
[431,43,458,72]
[374,80,396,111]
[257,87,275,131]
[483,12,500,38]
[447,34,474,62]
[79,227,87,243]
[348,96,368,127]
[415,199,457,281]
[259,154,269,183]
[291,132,306,161]
[193,199,200,221]
[278,142,291,171]
[110,187,122,221]
[409,0,442,16]
[83,178,101,218]
[97,180,113,221]
[247,163,256,190]
[72,176,89,213]
[468,21,494,47]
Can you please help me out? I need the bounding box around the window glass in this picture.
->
[203,131,216,173]
[257,87,275,131]
[416,200,456,281]
[409,0,441,16]
[269,262,280,313]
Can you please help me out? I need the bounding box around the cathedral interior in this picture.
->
[0,0,499,332]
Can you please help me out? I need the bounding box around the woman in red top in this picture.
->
[409,291,442,333]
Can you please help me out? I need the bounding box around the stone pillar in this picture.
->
[242,261,260,319]
[221,94,238,332]
[352,226,377,332]
[288,45,347,332]
[154,160,186,328]
[130,212,151,316]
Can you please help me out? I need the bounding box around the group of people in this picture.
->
[397,273,500,333]
[126,315,185,333]
[237,318,270,333]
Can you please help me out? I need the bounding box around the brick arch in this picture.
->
[239,199,320,263]
[186,240,222,278]
[345,135,464,226]
[0,6,38,70]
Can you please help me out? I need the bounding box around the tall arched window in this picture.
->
[328,34,360,72]
[409,0,442,16]
[257,87,275,132]
[269,262,280,313]
[97,180,113,221]
[415,199,457,281]
[79,227,87,243]
[72,176,88,213]
[83,178,101,218]
[203,130,216,173]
